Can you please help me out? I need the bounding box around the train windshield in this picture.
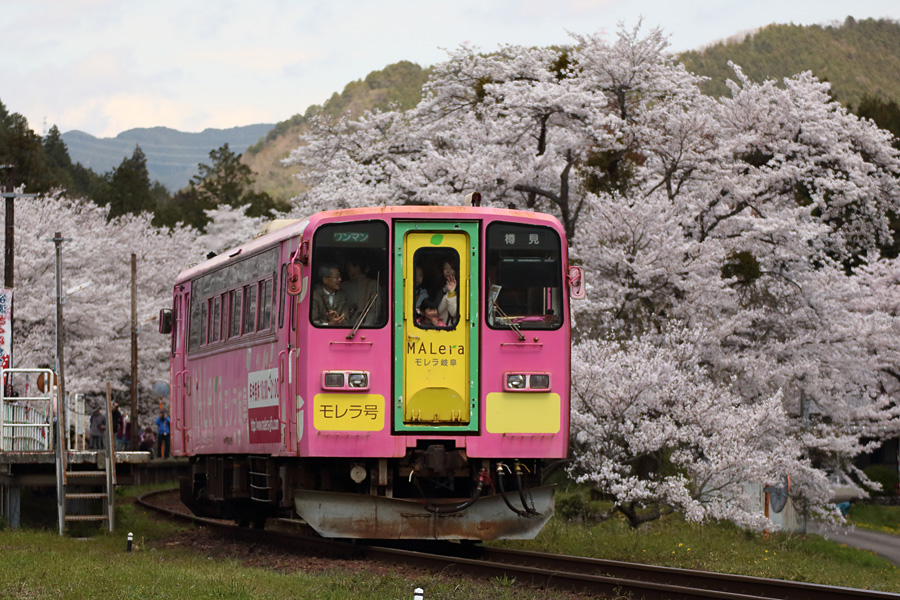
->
[485,222,563,330]
[310,220,389,329]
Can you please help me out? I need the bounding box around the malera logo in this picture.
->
[406,341,465,355]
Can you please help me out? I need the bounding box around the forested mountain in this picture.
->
[242,60,428,202]
[62,124,274,193]
[680,17,900,108]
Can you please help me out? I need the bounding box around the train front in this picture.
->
[292,206,578,540]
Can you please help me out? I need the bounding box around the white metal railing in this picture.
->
[66,393,88,451]
[1,368,56,452]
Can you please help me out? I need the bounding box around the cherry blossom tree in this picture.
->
[285,24,900,527]
[5,193,197,425]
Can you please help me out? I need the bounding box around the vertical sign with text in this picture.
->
[248,368,281,444]
[0,288,12,371]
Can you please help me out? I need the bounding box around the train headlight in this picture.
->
[506,374,526,389]
[324,372,345,388]
[348,373,368,388]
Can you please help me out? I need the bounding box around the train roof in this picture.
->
[175,204,564,284]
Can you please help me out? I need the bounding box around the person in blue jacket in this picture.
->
[155,410,171,459]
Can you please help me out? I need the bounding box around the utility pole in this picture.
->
[2,164,37,370]
[50,232,71,435]
[130,253,138,450]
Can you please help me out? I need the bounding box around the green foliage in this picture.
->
[582,149,634,196]
[863,464,900,497]
[247,61,429,156]
[554,488,607,523]
[679,18,900,109]
[155,144,288,230]
[0,98,121,200]
[496,511,900,591]
[856,94,900,148]
[722,251,762,284]
[848,503,900,534]
[95,145,161,219]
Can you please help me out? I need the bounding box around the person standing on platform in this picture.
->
[111,402,125,450]
[155,410,171,459]
[88,406,107,450]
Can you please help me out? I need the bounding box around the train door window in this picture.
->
[259,278,273,331]
[310,220,389,329]
[485,223,563,330]
[412,247,461,330]
[243,284,257,334]
[229,289,242,338]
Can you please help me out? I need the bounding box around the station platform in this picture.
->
[1,449,154,529]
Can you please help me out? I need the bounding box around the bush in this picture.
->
[863,464,899,496]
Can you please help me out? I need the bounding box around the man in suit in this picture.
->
[311,264,350,326]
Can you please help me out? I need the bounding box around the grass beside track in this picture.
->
[848,503,900,535]
[0,484,897,599]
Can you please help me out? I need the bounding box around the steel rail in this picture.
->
[137,489,900,600]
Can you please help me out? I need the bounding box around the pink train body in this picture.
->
[164,204,578,539]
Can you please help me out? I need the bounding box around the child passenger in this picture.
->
[416,297,446,329]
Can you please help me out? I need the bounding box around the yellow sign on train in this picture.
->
[313,393,385,431]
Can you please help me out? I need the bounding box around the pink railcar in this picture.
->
[161,203,582,539]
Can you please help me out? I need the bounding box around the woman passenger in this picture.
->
[437,259,459,327]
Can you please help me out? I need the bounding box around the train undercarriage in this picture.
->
[179,442,555,540]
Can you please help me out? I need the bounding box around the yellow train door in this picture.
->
[393,223,479,432]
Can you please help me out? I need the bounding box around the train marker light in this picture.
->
[324,372,345,388]
[529,374,550,389]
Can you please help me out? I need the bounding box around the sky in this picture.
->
[2,0,897,139]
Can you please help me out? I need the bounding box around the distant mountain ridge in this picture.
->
[62,124,274,192]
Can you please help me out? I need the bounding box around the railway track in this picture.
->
[137,489,900,600]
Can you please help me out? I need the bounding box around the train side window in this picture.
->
[243,284,257,334]
[229,289,242,338]
[211,296,221,343]
[200,300,208,345]
[187,247,279,354]
[259,278,273,331]
[485,223,563,330]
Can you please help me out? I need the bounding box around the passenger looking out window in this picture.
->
[416,297,446,328]
[412,249,461,330]
[342,255,383,326]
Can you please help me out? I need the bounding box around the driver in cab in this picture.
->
[312,264,349,326]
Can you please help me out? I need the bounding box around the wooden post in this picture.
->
[130,253,138,450]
